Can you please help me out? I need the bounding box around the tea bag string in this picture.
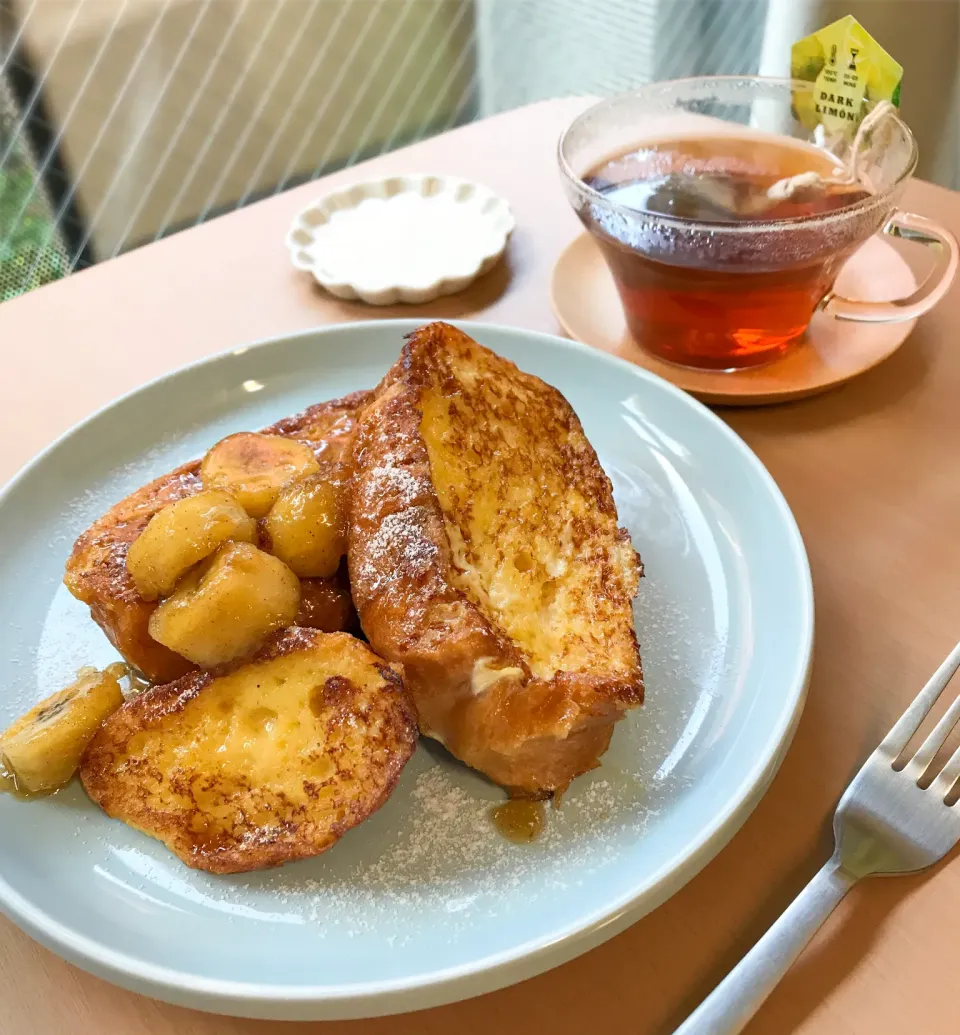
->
[766,100,898,203]
[832,99,897,187]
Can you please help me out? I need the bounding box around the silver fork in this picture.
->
[675,640,960,1035]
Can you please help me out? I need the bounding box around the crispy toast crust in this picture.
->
[64,393,370,682]
[348,323,642,795]
[80,628,416,873]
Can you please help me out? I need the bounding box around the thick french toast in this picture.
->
[80,628,416,873]
[349,323,643,796]
[64,393,369,683]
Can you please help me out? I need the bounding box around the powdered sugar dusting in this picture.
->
[58,432,196,536]
[254,758,653,943]
[356,506,438,595]
[368,464,422,507]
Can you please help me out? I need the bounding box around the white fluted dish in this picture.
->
[286,175,515,304]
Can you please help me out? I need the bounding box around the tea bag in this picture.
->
[757,14,907,215]
[760,100,900,209]
[639,173,744,221]
[639,99,903,222]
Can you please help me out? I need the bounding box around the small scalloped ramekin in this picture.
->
[285,174,515,305]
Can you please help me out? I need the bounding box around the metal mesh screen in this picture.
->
[0,39,72,300]
[0,0,768,302]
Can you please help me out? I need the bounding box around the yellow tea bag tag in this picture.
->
[791,15,902,138]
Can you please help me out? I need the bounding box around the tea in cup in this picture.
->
[559,78,958,371]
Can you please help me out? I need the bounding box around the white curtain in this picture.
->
[474,0,768,115]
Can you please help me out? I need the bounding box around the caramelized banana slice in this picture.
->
[262,470,346,578]
[201,433,321,518]
[148,542,300,668]
[0,667,124,795]
[126,489,256,601]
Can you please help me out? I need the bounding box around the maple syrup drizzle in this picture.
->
[490,799,546,843]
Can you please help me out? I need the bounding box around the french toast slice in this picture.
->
[64,393,370,683]
[80,628,416,873]
[349,322,643,796]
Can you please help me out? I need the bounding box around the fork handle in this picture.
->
[674,860,855,1035]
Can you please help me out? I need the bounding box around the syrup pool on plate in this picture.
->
[490,799,547,843]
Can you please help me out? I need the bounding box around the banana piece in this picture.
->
[126,489,256,600]
[148,541,301,668]
[200,433,321,518]
[261,471,346,578]
[0,667,124,795]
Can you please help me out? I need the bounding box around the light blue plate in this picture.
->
[0,320,813,1019]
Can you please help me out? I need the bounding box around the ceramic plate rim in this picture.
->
[0,319,814,1014]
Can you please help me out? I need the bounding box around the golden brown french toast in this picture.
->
[349,323,643,796]
[80,628,416,873]
[64,393,370,683]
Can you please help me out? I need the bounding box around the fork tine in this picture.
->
[931,742,960,800]
[905,687,960,780]
[879,640,960,757]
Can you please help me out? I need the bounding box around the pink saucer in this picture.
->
[550,232,919,405]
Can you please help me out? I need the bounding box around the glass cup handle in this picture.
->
[821,211,959,323]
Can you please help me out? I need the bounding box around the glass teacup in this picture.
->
[558,77,958,371]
